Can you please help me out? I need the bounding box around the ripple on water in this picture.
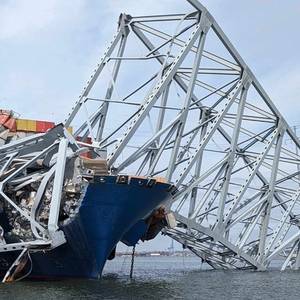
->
[1,257,300,300]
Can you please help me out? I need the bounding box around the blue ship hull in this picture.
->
[0,175,173,279]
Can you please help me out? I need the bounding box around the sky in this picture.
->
[1,0,300,251]
[1,0,300,125]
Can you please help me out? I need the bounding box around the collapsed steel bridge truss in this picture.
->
[2,0,300,272]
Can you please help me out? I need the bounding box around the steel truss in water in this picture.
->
[1,0,300,274]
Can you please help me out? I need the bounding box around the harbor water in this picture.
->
[1,256,300,299]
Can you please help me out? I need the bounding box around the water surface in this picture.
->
[1,256,300,299]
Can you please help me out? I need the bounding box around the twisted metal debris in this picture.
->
[1,0,300,272]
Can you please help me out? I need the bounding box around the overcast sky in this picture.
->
[1,0,300,125]
[1,0,299,251]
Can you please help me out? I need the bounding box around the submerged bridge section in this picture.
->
[1,0,300,273]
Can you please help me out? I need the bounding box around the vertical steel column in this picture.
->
[65,28,123,127]
[149,82,171,167]
[293,126,300,269]
[264,186,300,256]
[294,242,300,270]
[215,79,250,230]
[190,163,226,220]
[96,17,129,141]
[188,109,208,218]
[222,127,280,228]
[166,17,209,181]
[48,138,68,233]
[175,78,244,187]
[257,129,284,265]
[107,21,204,167]
[281,240,299,271]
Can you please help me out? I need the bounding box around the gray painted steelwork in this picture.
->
[1,0,300,275]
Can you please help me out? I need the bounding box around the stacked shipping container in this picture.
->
[16,119,55,133]
[0,110,73,146]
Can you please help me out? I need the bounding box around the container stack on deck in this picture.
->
[0,109,71,146]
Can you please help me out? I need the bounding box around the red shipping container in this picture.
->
[0,110,16,132]
[0,113,10,126]
[36,121,55,133]
[76,137,92,144]
[76,136,92,158]
[4,118,16,132]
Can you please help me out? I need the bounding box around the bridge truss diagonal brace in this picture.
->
[264,184,300,257]
[215,77,252,228]
[65,14,131,127]
[175,77,245,187]
[107,12,212,167]
[172,212,265,270]
[0,142,60,235]
[166,16,210,181]
[48,139,68,235]
[257,129,285,263]
[45,0,300,272]
[221,126,283,229]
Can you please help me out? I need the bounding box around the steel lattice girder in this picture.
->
[60,0,300,271]
[0,125,81,253]
[2,0,300,271]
